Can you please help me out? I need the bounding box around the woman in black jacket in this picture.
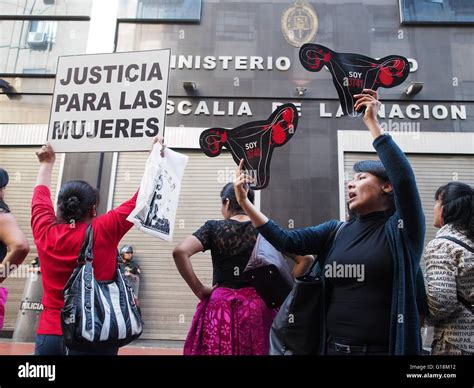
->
[234,89,428,355]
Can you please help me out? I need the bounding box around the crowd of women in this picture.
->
[0,90,472,356]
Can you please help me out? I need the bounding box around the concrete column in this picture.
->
[60,0,119,215]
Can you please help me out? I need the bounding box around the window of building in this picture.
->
[118,0,202,22]
[0,0,91,17]
[0,20,89,75]
[215,10,256,41]
[26,20,57,49]
[399,0,474,24]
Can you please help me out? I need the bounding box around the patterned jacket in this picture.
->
[424,223,474,353]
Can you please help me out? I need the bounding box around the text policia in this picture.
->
[51,62,163,140]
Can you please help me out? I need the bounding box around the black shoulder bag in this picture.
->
[269,222,345,355]
[61,224,144,352]
[243,234,294,309]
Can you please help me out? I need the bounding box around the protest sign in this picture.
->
[299,44,410,117]
[199,103,298,189]
[127,146,188,242]
[47,49,170,152]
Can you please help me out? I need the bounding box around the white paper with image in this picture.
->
[127,146,188,241]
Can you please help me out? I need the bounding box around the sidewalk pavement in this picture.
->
[0,339,183,355]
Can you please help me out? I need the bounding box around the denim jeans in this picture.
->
[34,334,119,356]
[34,334,66,355]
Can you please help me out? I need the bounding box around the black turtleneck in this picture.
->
[325,210,394,345]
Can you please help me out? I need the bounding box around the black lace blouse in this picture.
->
[193,219,258,288]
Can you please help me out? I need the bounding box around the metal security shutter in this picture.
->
[344,153,474,247]
[112,150,236,340]
[0,147,61,331]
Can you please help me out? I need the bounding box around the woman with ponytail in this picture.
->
[173,183,314,355]
[32,138,165,355]
[423,181,474,355]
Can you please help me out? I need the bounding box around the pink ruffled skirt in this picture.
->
[184,287,277,355]
[0,287,8,330]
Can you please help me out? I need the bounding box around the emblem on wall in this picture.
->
[281,0,318,48]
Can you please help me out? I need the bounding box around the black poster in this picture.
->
[199,104,298,190]
[299,44,410,117]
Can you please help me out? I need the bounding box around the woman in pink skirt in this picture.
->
[173,183,312,355]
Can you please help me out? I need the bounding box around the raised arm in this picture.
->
[35,143,56,188]
[233,159,269,228]
[32,144,57,239]
[95,135,166,241]
[354,89,425,248]
[234,159,339,255]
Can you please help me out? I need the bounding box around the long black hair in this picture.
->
[352,159,395,212]
[0,168,10,213]
[57,180,99,223]
[435,181,474,240]
[220,182,254,215]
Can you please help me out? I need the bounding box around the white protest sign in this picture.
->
[127,146,188,242]
[47,49,170,152]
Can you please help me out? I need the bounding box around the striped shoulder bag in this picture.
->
[61,224,143,352]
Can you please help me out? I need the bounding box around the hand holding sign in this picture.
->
[354,89,382,123]
[199,104,298,190]
[151,134,167,157]
[234,158,255,205]
[36,143,56,165]
[299,44,410,117]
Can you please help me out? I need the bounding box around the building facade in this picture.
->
[1,0,473,341]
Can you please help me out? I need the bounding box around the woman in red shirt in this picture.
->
[32,137,164,355]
